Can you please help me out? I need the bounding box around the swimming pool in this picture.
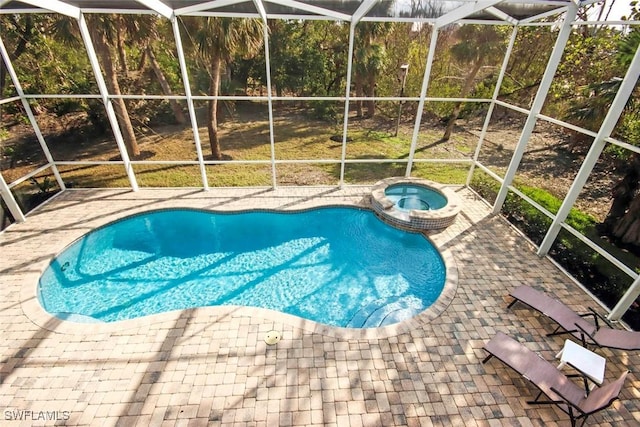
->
[38,207,446,328]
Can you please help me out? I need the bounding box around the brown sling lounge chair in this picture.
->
[508,285,640,351]
[574,323,640,352]
[508,285,602,339]
[483,332,629,427]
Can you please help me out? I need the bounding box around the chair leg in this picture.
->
[527,391,564,406]
[482,354,493,364]
[567,408,590,427]
[546,325,576,337]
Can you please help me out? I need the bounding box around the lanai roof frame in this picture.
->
[1,0,640,321]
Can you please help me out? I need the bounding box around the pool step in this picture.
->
[347,296,422,328]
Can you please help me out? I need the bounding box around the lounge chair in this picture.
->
[574,323,640,352]
[508,285,640,352]
[508,285,602,339]
[483,332,629,427]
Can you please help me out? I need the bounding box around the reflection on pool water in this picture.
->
[384,184,448,211]
[38,207,446,328]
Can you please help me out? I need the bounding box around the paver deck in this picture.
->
[1,186,639,426]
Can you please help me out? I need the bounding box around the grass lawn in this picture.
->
[14,104,477,190]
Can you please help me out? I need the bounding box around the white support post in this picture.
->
[262,23,278,189]
[77,12,139,191]
[491,4,578,214]
[466,25,519,186]
[171,16,209,190]
[0,32,66,192]
[338,23,356,187]
[0,171,25,223]
[252,0,278,188]
[405,25,439,177]
[538,41,640,256]
[610,275,640,321]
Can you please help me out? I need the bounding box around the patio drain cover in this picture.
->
[264,330,281,345]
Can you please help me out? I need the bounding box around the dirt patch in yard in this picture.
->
[1,106,620,220]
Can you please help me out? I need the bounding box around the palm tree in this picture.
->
[442,25,505,141]
[133,16,186,125]
[86,15,140,157]
[353,23,391,118]
[183,17,263,160]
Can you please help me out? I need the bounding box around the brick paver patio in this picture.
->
[1,186,639,426]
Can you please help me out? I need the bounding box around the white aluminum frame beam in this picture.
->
[492,3,578,214]
[264,0,351,21]
[435,0,506,28]
[536,41,640,321]
[485,6,518,24]
[16,0,80,18]
[0,32,66,193]
[175,0,249,15]
[253,0,278,187]
[351,0,378,23]
[520,6,568,24]
[135,0,173,18]
[339,23,357,186]
[405,25,439,176]
[538,45,640,256]
[171,16,209,190]
[611,276,640,322]
[77,12,139,191]
[337,0,380,185]
[0,172,24,223]
[466,25,519,185]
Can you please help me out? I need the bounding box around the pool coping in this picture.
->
[20,199,458,340]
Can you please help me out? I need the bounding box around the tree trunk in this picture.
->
[365,74,376,118]
[208,56,223,160]
[137,49,147,71]
[612,193,640,247]
[442,59,483,141]
[603,158,640,248]
[92,30,140,157]
[116,24,128,76]
[355,76,364,118]
[146,45,186,125]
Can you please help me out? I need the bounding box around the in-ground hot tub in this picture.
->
[371,177,461,231]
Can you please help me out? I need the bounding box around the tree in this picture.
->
[600,19,640,249]
[86,15,140,157]
[183,17,263,160]
[353,23,390,118]
[135,16,186,125]
[0,15,34,99]
[442,25,505,141]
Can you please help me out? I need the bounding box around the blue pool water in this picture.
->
[385,184,447,211]
[38,207,446,327]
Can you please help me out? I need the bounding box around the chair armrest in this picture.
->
[550,385,585,414]
[579,307,613,330]
[574,322,597,347]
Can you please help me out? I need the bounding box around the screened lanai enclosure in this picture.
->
[1,0,639,327]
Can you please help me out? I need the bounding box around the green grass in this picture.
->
[9,105,478,189]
